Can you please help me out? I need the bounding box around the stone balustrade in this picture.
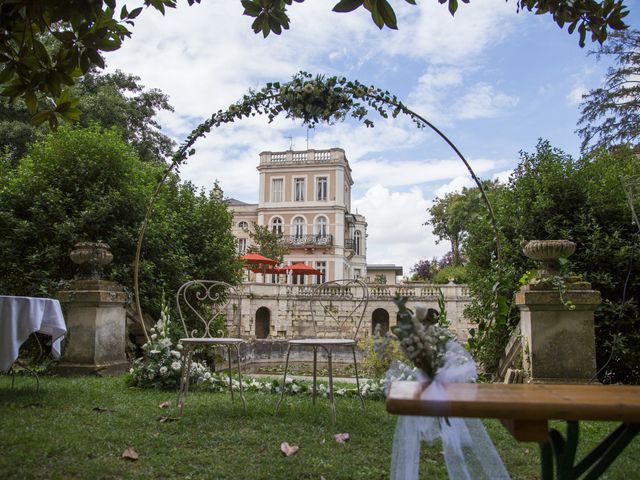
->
[235,282,473,342]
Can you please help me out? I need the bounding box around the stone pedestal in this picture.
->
[56,279,129,375]
[515,282,600,383]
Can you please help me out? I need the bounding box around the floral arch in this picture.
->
[133,71,499,341]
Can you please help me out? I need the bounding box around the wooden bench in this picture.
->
[386,381,640,479]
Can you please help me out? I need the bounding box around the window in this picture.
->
[238,221,248,231]
[292,217,306,239]
[316,261,326,284]
[316,176,328,201]
[237,238,247,254]
[271,178,283,202]
[294,177,305,202]
[314,216,327,238]
[270,217,283,234]
[354,230,362,255]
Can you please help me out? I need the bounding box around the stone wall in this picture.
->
[231,282,472,342]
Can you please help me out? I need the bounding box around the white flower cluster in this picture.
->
[128,314,211,389]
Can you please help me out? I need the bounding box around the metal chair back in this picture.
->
[309,278,369,339]
[176,280,241,338]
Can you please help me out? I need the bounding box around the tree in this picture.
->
[0,123,240,319]
[0,69,175,164]
[427,186,488,265]
[463,140,640,383]
[248,223,289,264]
[411,257,439,281]
[74,70,175,163]
[577,29,640,153]
[0,0,629,122]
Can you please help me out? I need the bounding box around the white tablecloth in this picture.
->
[0,295,67,372]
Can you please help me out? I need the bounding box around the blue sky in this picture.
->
[105,0,638,276]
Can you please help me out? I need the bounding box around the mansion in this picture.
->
[228,148,388,283]
[224,147,473,342]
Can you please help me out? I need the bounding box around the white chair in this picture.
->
[175,280,246,414]
[275,278,368,424]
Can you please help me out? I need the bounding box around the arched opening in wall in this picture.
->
[372,308,389,335]
[255,307,270,339]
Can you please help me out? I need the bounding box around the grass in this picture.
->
[1,375,638,479]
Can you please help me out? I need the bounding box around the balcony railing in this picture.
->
[282,234,333,247]
[344,239,355,250]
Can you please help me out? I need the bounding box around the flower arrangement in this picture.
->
[127,301,210,389]
[391,296,455,379]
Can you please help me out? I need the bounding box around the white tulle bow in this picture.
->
[387,341,510,480]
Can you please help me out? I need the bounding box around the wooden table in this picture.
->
[386,381,640,479]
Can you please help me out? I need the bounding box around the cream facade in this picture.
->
[229,148,367,283]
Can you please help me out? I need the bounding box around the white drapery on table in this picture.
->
[0,295,67,372]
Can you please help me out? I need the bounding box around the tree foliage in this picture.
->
[577,29,640,153]
[242,0,629,47]
[427,185,489,265]
[247,223,289,264]
[0,69,175,164]
[0,0,630,123]
[0,0,201,126]
[0,124,241,319]
[411,257,439,281]
[462,140,640,383]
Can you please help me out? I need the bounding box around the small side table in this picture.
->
[0,295,67,388]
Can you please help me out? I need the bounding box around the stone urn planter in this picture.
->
[69,241,114,279]
[521,239,576,278]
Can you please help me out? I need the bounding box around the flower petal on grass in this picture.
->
[92,406,114,413]
[158,400,171,409]
[157,415,179,423]
[122,447,139,461]
[334,433,350,443]
[280,442,299,456]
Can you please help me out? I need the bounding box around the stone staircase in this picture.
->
[497,322,526,384]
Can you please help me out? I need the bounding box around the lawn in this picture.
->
[1,375,637,479]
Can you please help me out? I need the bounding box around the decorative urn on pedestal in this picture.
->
[521,239,576,278]
[69,241,114,279]
[57,241,128,375]
[515,239,600,383]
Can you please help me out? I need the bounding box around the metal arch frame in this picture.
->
[275,278,369,424]
[175,280,246,415]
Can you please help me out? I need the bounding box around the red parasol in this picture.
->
[253,266,287,274]
[285,263,322,276]
[240,252,277,267]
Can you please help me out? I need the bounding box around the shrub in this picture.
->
[432,265,469,284]
[358,325,407,379]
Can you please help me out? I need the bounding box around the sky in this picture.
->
[105,0,638,277]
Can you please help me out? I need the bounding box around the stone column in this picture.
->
[57,279,129,375]
[56,242,129,375]
[515,281,600,383]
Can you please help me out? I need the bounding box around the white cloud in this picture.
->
[354,185,450,276]
[493,169,513,184]
[381,0,519,64]
[352,156,505,190]
[434,176,475,197]
[567,85,587,106]
[453,83,519,120]
[408,69,518,125]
